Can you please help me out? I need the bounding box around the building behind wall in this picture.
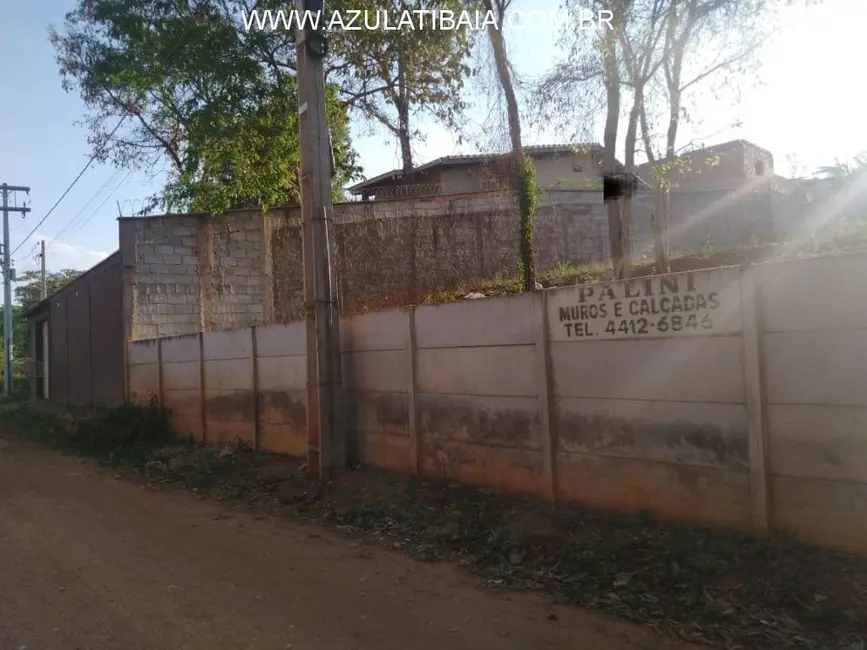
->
[25,165,789,408]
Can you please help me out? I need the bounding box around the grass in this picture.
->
[421,220,867,305]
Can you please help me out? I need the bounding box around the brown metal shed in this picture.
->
[23,251,125,408]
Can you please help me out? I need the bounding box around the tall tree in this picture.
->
[330,0,475,177]
[599,0,632,279]
[638,0,777,271]
[482,0,536,291]
[51,0,476,212]
[618,0,667,276]
[14,269,83,308]
[51,0,360,214]
[538,0,787,273]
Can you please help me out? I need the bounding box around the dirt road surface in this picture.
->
[0,438,696,650]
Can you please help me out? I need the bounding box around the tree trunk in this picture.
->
[485,8,523,154]
[397,119,412,175]
[396,55,413,178]
[601,17,625,279]
[621,86,644,279]
[651,189,670,274]
[652,0,696,274]
[484,0,535,292]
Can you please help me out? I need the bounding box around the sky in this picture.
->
[0,0,862,283]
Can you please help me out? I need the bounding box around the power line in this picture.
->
[11,115,129,257]
[58,168,135,243]
[52,167,126,245]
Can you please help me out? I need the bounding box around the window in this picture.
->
[755,161,765,176]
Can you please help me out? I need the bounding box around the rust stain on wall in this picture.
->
[344,391,408,436]
[356,431,412,473]
[259,390,306,430]
[558,410,749,471]
[205,390,255,423]
[418,394,540,449]
[556,452,752,531]
[420,439,544,495]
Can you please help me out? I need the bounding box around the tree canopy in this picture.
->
[14,269,83,309]
[50,0,477,211]
[330,0,476,174]
[51,0,362,213]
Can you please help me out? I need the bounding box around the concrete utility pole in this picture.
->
[1,183,31,397]
[39,240,47,299]
[295,0,346,477]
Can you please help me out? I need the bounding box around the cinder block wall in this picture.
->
[120,191,630,340]
[119,186,775,342]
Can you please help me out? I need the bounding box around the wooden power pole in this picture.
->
[295,0,346,478]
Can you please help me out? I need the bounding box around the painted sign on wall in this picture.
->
[548,268,742,341]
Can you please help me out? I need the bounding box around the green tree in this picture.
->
[14,269,83,309]
[50,0,477,211]
[0,306,31,385]
[481,0,536,291]
[330,0,475,176]
[539,0,796,274]
[50,0,360,214]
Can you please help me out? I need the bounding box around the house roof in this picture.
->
[22,251,121,319]
[634,139,772,180]
[347,143,629,195]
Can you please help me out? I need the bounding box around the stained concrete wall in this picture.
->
[413,294,545,493]
[256,322,307,456]
[128,252,867,555]
[547,266,754,530]
[760,254,867,554]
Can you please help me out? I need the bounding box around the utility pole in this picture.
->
[1,183,31,397]
[38,240,47,299]
[295,0,345,477]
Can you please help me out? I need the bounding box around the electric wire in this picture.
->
[10,114,130,257]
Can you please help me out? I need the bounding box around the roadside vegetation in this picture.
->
[1,403,865,650]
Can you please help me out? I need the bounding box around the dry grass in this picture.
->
[422,220,867,304]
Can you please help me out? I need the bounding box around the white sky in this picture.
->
[351,0,864,179]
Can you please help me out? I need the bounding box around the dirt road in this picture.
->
[0,438,694,650]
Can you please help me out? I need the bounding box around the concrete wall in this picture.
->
[548,266,753,530]
[759,254,867,554]
[44,252,125,408]
[127,251,867,555]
